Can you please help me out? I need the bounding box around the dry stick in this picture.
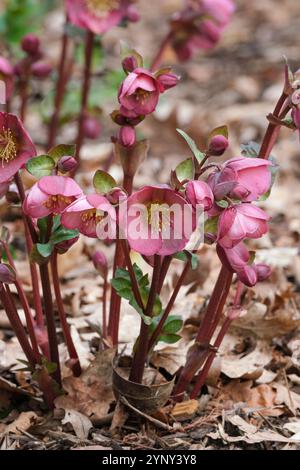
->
[2,242,40,361]
[50,251,81,377]
[48,20,71,149]
[148,261,190,352]
[75,30,94,165]
[150,31,174,72]
[129,255,162,384]
[0,285,37,365]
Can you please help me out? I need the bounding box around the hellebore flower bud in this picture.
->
[119,126,136,147]
[31,61,52,78]
[255,263,271,282]
[186,180,214,211]
[208,134,229,156]
[82,116,102,139]
[92,251,108,279]
[57,156,78,174]
[122,56,138,74]
[21,34,40,56]
[0,264,16,284]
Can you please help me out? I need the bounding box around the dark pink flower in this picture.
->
[121,185,195,256]
[61,194,116,238]
[66,0,139,35]
[208,157,272,202]
[23,176,82,219]
[208,134,229,156]
[118,68,178,118]
[92,250,108,278]
[0,57,14,102]
[82,115,102,139]
[57,156,78,173]
[0,113,36,184]
[31,61,52,78]
[21,34,40,56]
[186,180,214,211]
[217,203,270,248]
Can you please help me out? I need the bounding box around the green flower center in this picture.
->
[0,128,17,166]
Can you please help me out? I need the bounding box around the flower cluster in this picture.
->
[170,0,235,61]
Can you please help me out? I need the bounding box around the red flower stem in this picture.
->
[259,92,290,159]
[14,173,46,336]
[2,242,40,361]
[19,69,30,123]
[150,31,174,72]
[48,18,71,149]
[129,255,161,384]
[190,281,245,398]
[148,261,190,352]
[39,263,61,386]
[75,30,94,165]
[50,251,81,377]
[190,317,232,399]
[173,265,232,398]
[102,276,108,339]
[108,173,134,345]
[0,285,37,365]
[157,255,172,294]
[121,240,144,310]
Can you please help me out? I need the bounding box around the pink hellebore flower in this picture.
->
[208,157,272,202]
[0,113,37,184]
[0,57,14,102]
[197,0,235,26]
[118,68,178,118]
[217,203,270,249]
[23,176,82,219]
[217,242,271,287]
[61,194,116,238]
[186,180,214,211]
[121,185,195,256]
[66,0,139,35]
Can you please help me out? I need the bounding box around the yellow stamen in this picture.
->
[81,208,104,225]
[86,0,120,17]
[147,202,171,234]
[44,195,73,212]
[135,88,150,105]
[0,128,18,167]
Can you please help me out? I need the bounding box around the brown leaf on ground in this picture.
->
[62,410,93,440]
[4,411,39,435]
[55,349,115,424]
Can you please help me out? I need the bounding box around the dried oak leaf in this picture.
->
[55,348,115,424]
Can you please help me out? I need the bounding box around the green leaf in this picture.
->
[158,333,181,344]
[216,199,229,209]
[41,356,57,374]
[93,170,117,194]
[26,155,55,178]
[173,251,198,270]
[48,144,76,162]
[176,129,205,164]
[36,242,53,258]
[208,125,229,141]
[162,316,183,335]
[175,158,194,183]
[50,226,79,245]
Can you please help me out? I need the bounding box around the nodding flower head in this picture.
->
[0,112,36,184]
[66,0,139,35]
[120,185,195,256]
[23,176,83,219]
[61,194,116,238]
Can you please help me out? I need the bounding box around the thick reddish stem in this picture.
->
[148,261,190,352]
[129,256,161,384]
[75,31,94,165]
[102,276,108,339]
[50,251,81,377]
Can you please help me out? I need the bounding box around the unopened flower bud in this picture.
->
[82,116,102,139]
[92,251,108,279]
[106,187,127,205]
[125,5,140,22]
[31,61,52,78]
[119,126,136,147]
[21,34,40,56]
[256,263,271,282]
[0,264,16,284]
[122,56,138,74]
[57,156,78,174]
[208,135,229,156]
